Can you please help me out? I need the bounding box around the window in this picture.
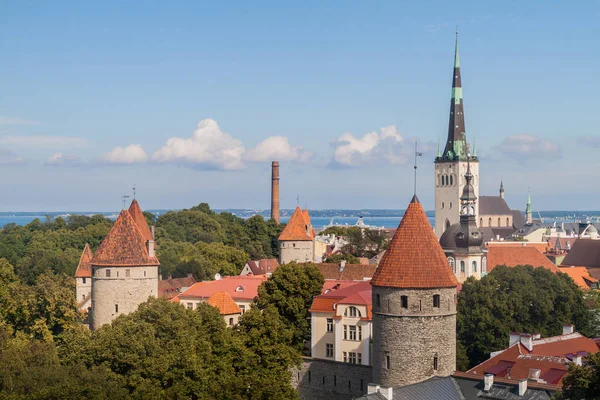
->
[334,375,337,386]
[507,217,510,226]
[460,261,465,272]
[293,243,296,247]
[343,325,347,340]
[343,352,347,363]
[480,217,483,226]
[482,257,487,273]
[447,257,455,273]
[82,277,86,284]
[186,303,193,309]
[386,355,390,369]
[358,353,362,365]
[349,352,357,364]
[349,380,351,390]
[323,376,326,385]
[419,300,422,311]
[144,271,147,277]
[434,355,439,371]
[326,318,333,332]
[401,295,408,309]
[441,202,445,209]
[361,379,364,391]
[344,306,360,317]
[498,217,501,226]
[229,318,234,326]
[326,343,334,357]
[125,269,130,277]
[450,175,453,185]
[472,261,477,272]
[488,217,492,226]
[106,269,111,277]
[308,371,311,383]
[358,326,362,341]
[82,294,85,300]
[349,326,357,340]
[116,271,119,277]
[449,202,453,209]
[240,305,246,314]
[376,294,380,307]
[115,304,119,313]
[433,294,440,308]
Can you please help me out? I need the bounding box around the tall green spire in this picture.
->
[454,27,460,68]
[437,137,441,157]
[526,191,532,213]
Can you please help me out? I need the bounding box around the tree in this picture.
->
[324,253,360,264]
[554,352,600,400]
[458,266,592,368]
[256,262,324,351]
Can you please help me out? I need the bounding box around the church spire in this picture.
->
[440,30,469,161]
[526,190,533,224]
[499,180,505,199]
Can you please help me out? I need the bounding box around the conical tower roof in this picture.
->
[74,243,93,278]
[371,196,459,289]
[278,206,313,241]
[128,199,153,242]
[91,209,159,267]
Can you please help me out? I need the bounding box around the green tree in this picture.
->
[554,352,600,400]
[324,253,360,264]
[256,262,324,351]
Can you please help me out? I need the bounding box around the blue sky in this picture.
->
[1,1,599,212]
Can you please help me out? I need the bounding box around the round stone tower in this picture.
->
[371,195,459,387]
[90,200,159,329]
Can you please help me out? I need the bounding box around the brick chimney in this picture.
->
[271,161,280,223]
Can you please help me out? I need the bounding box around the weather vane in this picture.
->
[414,140,422,196]
[122,195,130,210]
[132,184,136,199]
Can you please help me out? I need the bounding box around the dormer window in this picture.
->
[236,286,244,292]
[344,306,361,318]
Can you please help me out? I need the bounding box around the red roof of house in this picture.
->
[558,266,599,290]
[278,206,314,241]
[243,259,279,275]
[177,275,268,301]
[320,280,366,294]
[487,245,560,273]
[128,199,153,242]
[371,196,459,289]
[487,241,549,254]
[310,280,373,320]
[91,209,159,267]
[207,291,242,315]
[74,243,93,278]
[468,332,599,386]
[158,276,197,299]
[315,263,377,281]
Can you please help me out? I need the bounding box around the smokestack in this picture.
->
[271,161,280,223]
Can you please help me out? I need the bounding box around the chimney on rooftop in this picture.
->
[339,260,347,272]
[562,324,574,335]
[520,334,533,351]
[151,225,155,240]
[484,374,494,392]
[147,239,155,258]
[518,379,528,397]
[271,161,280,223]
[528,368,541,381]
[573,354,583,366]
[509,332,521,347]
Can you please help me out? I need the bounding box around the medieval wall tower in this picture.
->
[435,32,479,238]
[74,243,93,312]
[371,195,459,388]
[278,206,315,264]
[90,200,159,329]
[271,161,280,223]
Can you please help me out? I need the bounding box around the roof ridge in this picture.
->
[74,243,93,277]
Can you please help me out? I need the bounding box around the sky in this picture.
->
[1,1,600,212]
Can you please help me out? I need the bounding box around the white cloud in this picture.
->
[0,116,40,126]
[45,153,83,167]
[0,148,24,165]
[0,135,88,149]
[245,136,311,163]
[330,125,409,167]
[152,118,245,170]
[100,144,148,165]
[577,136,600,148]
[493,134,560,160]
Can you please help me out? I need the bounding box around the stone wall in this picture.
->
[76,277,92,311]
[280,240,314,264]
[292,357,373,400]
[372,286,457,387]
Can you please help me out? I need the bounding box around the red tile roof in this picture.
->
[158,276,197,299]
[177,275,267,301]
[558,266,599,290]
[207,291,242,315]
[487,246,560,273]
[242,259,279,275]
[74,243,93,278]
[371,196,459,289]
[314,263,377,281]
[91,209,159,267]
[487,241,549,254]
[310,280,373,320]
[278,206,314,241]
[128,199,153,242]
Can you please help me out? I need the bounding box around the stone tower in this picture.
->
[278,206,315,264]
[371,195,459,388]
[90,200,159,329]
[435,31,479,238]
[74,243,93,312]
[271,161,280,223]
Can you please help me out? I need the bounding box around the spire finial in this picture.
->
[454,27,460,68]
[437,137,441,158]
[121,195,130,210]
[413,140,423,196]
[132,184,136,199]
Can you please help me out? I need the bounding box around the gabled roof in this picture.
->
[479,196,512,215]
[74,243,93,278]
[371,195,459,289]
[487,245,560,273]
[207,291,242,315]
[243,259,279,275]
[558,267,598,290]
[561,239,600,268]
[177,275,267,301]
[91,209,159,267]
[158,276,197,299]
[128,199,153,242]
[314,263,377,281]
[310,280,372,319]
[512,209,527,229]
[278,206,314,241]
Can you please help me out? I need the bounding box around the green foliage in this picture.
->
[319,226,389,258]
[324,253,360,264]
[458,266,592,368]
[319,226,348,236]
[554,352,600,400]
[257,262,324,351]
[456,340,469,372]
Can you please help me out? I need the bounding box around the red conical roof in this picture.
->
[128,199,153,242]
[371,196,459,289]
[278,206,313,241]
[74,243,93,278]
[91,209,159,267]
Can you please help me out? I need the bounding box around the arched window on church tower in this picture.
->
[450,175,453,186]
[447,257,455,273]
[482,257,487,273]
[507,217,510,227]
[498,217,501,227]
[460,261,465,272]
[472,261,477,272]
[480,218,483,226]
[488,217,492,226]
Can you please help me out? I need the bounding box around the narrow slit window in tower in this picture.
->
[434,355,439,371]
[433,294,440,308]
[386,355,390,369]
[115,304,118,313]
[401,295,408,309]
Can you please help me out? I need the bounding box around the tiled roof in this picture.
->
[244,259,279,275]
[207,291,241,315]
[278,206,314,241]
[128,199,153,242]
[310,280,372,319]
[158,276,197,299]
[487,241,549,254]
[91,209,159,267]
[558,266,599,290]
[371,195,459,289]
[320,280,366,294]
[487,245,560,273]
[315,263,377,281]
[479,196,512,215]
[74,243,93,278]
[512,209,527,230]
[561,239,600,268]
[177,275,267,301]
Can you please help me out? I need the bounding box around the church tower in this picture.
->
[525,192,533,224]
[371,195,459,388]
[435,31,479,238]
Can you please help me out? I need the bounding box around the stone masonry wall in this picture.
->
[280,240,314,264]
[292,357,373,400]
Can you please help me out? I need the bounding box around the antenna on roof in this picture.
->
[122,195,130,210]
[132,184,136,199]
[413,139,422,196]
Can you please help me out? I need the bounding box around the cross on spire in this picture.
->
[132,184,136,199]
[122,195,130,210]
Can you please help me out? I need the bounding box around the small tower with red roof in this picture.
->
[90,200,159,329]
[74,243,93,312]
[371,195,459,388]
[278,206,316,264]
